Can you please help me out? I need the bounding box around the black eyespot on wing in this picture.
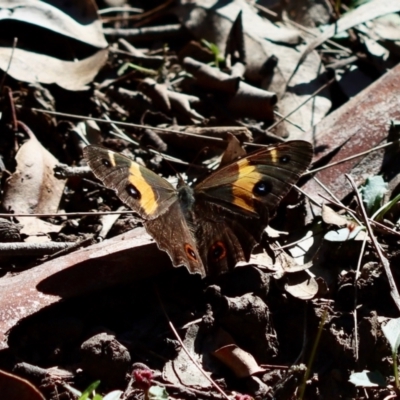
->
[126,183,141,200]
[209,241,227,262]
[185,244,197,261]
[279,154,291,163]
[101,158,111,167]
[253,180,272,197]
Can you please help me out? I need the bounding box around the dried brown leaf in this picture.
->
[0,0,107,48]
[0,369,45,400]
[321,205,350,227]
[284,271,319,300]
[0,48,108,91]
[211,328,265,378]
[163,324,211,388]
[2,130,66,236]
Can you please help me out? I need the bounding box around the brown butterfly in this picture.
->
[83,141,313,277]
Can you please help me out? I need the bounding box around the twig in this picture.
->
[346,174,400,312]
[266,77,335,133]
[15,106,225,143]
[305,140,398,175]
[0,242,75,256]
[298,307,328,400]
[41,237,96,262]
[353,235,368,362]
[313,177,362,226]
[318,194,400,238]
[155,288,230,400]
[0,37,17,93]
[103,24,182,39]
[0,211,134,218]
[98,6,143,14]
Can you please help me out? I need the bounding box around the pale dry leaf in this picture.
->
[2,132,66,236]
[287,222,324,264]
[20,219,61,238]
[321,204,350,227]
[3,134,66,214]
[0,0,107,48]
[163,324,211,388]
[372,13,400,41]
[219,133,246,167]
[212,344,265,378]
[284,271,319,300]
[0,48,108,91]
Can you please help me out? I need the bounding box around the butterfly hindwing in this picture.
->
[145,202,206,276]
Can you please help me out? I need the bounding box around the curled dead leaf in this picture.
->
[0,369,45,400]
[284,271,319,300]
[2,127,66,237]
[0,48,108,91]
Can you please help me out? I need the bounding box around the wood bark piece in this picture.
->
[0,228,171,350]
[303,63,400,204]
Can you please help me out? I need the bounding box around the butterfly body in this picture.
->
[83,141,313,277]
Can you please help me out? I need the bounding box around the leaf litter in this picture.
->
[0,0,400,399]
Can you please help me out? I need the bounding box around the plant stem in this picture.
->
[298,307,328,400]
[393,351,399,388]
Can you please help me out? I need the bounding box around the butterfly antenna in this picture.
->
[184,146,210,179]
[146,143,209,185]
[141,144,196,186]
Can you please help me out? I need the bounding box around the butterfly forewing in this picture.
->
[196,140,313,218]
[83,145,177,220]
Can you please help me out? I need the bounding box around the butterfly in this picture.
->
[83,141,313,277]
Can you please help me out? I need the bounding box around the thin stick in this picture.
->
[346,174,400,312]
[298,307,328,400]
[155,289,230,400]
[266,77,335,133]
[0,211,134,218]
[305,140,398,175]
[313,177,362,226]
[318,194,400,237]
[0,37,18,93]
[15,106,225,143]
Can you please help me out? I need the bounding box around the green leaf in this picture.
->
[147,385,169,400]
[78,381,101,400]
[348,0,372,9]
[349,370,386,387]
[360,176,388,215]
[371,192,400,221]
[117,63,157,76]
[382,317,400,354]
[201,39,224,66]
